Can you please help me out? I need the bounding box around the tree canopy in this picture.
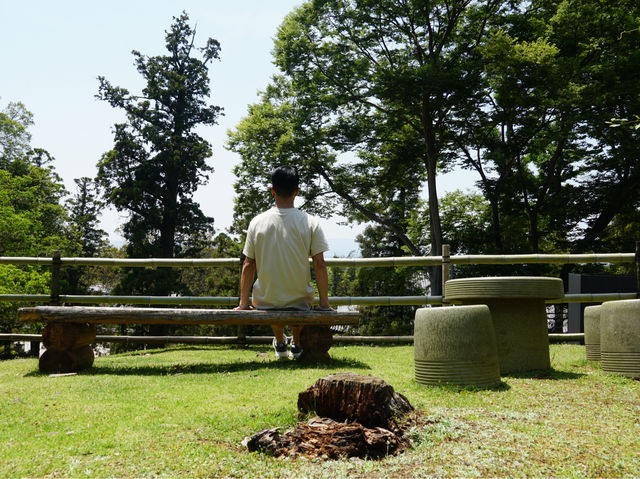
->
[229,0,508,294]
[230,0,640,285]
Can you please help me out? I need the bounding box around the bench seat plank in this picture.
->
[19,306,359,326]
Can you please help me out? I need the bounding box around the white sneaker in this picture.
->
[272,338,288,359]
[289,343,303,359]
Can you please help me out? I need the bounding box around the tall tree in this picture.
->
[67,177,108,258]
[64,177,109,295]
[96,12,223,297]
[229,0,503,295]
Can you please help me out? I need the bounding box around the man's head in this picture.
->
[271,166,300,198]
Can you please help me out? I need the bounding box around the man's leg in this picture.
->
[289,326,303,359]
[272,325,286,344]
[271,325,288,359]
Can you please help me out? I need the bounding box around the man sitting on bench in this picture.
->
[235,165,332,359]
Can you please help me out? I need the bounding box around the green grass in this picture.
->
[1,344,639,478]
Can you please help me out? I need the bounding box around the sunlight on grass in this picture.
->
[1,344,638,478]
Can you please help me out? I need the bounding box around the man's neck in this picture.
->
[274,199,295,209]
[273,193,296,209]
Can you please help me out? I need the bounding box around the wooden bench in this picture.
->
[18,306,360,373]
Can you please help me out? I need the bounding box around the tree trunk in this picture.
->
[422,99,443,296]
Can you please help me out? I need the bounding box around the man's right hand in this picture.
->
[314,305,334,312]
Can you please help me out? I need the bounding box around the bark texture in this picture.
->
[297,373,414,434]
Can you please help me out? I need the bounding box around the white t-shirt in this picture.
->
[242,207,329,310]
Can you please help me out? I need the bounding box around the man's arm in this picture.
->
[312,252,331,310]
[235,257,256,310]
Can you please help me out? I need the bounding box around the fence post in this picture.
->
[636,241,640,299]
[237,253,246,345]
[50,250,61,306]
[441,244,450,304]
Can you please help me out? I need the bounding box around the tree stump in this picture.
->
[297,372,413,434]
[298,325,333,362]
[245,373,416,459]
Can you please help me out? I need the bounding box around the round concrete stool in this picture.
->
[414,305,500,388]
[584,305,602,362]
[445,277,564,374]
[600,299,640,379]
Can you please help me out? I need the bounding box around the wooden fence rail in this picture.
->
[1,245,638,308]
[0,292,637,306]
[1,252,635,267]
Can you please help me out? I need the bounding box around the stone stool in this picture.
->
[584,305,602,362]
[445,277,564,374]
[600,299,640,379]
[414,305,500,388]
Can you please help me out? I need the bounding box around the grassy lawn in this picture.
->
[1,343,639,478]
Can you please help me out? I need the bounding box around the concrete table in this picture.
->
[445,277,564,374]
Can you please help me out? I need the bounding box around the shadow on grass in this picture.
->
[110,345,257,357]
[419,380,512,393]
[23,356,371,377]
[79,356,372,376]
[502,368,585,380]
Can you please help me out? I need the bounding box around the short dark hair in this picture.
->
[271,165,299,197]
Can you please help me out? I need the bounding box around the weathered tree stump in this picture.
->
[245,373,415,459]
[298,325,333,362]
[297,372,413,434]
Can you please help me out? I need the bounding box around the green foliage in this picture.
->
[0,166,69,257]
[229,0,504,295]
[96,12,222,300]
[0,264,50,338]
[66,177,107,258]
[62,177,110,294]
[175,232,246,336]
[351,225,426,335]
[456,0,640,256]
[76,244,126,295]
[0,101,33,167]
[0,102,74,344]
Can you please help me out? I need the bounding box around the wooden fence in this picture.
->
[1,244,639,347]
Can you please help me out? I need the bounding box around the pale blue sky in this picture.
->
[1,0,475,255]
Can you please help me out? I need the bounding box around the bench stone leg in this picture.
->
[39,322,96,373]
[298,325,333,362]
